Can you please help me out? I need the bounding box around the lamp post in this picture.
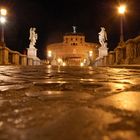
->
[118,5,126,43]
[0,8,7,43]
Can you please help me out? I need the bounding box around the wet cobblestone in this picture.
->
[0,65,140,140]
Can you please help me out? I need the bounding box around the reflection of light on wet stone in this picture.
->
[111,84,124,91]
[0,121,3,127]
[45,91,63,95]
[33,80,68,85]
[0,86,12,91]
[25,92,40,97]
[0,66,140,139]
[80,78,96,82]
[40,107,118,140]
[14,119,22,124]
[119,79,134,84]
[108,131,138,140]
[25,91,64,97]
[14,109,20,113]
[0,84,28,91]
[96,91,140,111]
[93,81,130,94]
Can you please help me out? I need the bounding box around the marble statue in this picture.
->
[98,27,107,47]
[29,27,38,47]
[96,27,108,59]
[72,26,77,34]
[27,27,38,61]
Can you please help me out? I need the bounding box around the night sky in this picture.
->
[0,0,140,59]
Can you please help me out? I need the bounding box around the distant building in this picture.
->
[47,32,100,66]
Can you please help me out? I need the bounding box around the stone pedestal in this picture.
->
[98,46,108,58]
[97,58,103,66]
[28,58,33,66]
[95,46,108,66]
[27,47,37,58]
[32,57,40,65]
[27,46,41,65]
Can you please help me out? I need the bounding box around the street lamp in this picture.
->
[118,5,126,42]
[0,8,7,43]
[0,16,6,24]
[0,9,7,16]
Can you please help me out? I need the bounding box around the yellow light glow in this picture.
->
[84,59,86,63]
[118,5,126,14]
[105,91,140,111]
[89,51,93,57]
[62,62,66,66]
[47,50,52,57]
[57,58,62,63]
[47,65,52,68]
[80,62,84,67]
[0,9,7,16]
[0,16,6,24]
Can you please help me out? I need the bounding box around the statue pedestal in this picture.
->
[98,46,108,59]
[27,46,41,65]
[27,47,37,58]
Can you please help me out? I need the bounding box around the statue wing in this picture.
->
[29,28,32,39]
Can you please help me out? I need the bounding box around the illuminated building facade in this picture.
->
[47,32,100,66]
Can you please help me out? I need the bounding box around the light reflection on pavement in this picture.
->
[0,65,140,140]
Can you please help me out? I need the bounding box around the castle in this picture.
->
[47,30,100,66]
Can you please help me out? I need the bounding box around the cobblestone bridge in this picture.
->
[0,65,140,140]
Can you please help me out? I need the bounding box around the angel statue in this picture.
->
[29,27,38,47]
[98,27,107,48]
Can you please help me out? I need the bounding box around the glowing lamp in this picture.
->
[118,5,126,14]
[0,9,7,16]
[0,16,6,24]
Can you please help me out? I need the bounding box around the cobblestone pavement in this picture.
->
[0,65,140,140]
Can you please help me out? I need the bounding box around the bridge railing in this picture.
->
[0,43,41,66]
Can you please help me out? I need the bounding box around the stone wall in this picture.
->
[0,43,41,66]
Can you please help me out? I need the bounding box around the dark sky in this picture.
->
[0,0,140,59]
